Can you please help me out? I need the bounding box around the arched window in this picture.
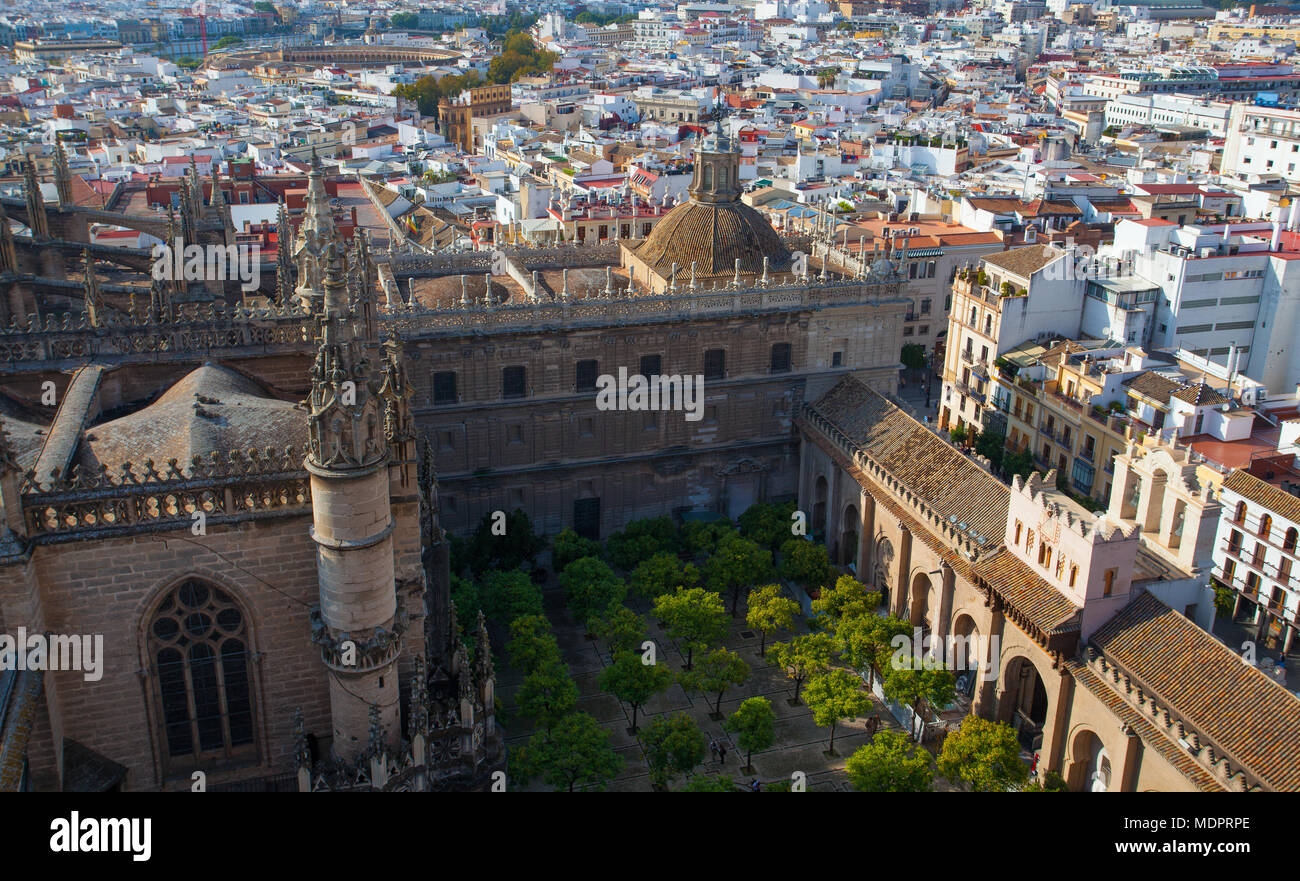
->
[718,166,728,189]
[1285,528,1298,554]
[1235,501,1248,524]
[1069,565,1078,588]
[148,579,257,772]
[703,164,713,190]
[1014,520,1023,544]
[1259,514,1273,541]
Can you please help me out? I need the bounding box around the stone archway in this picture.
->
[909,571,932,631]
[998,654,1049,752]
[839,504,859,568]
[1065,728,1112,792]
[872,537,893,609]
[950,614,981,698]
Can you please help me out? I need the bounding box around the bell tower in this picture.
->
[689,119,741,205]
[306,239,404,758]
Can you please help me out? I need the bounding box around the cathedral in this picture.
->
[1,131,1297,792]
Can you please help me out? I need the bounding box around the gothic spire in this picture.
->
[23,159,48,239]
[475,609,494,683]
[82,248,102,327]
[275,201,293,306]
[0,200,15,274]
[54,140,72,206]
[305,240,385,472]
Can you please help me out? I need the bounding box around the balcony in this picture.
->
[1045,381,1086,415]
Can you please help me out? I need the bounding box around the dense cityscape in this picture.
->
[0,0,1293,827]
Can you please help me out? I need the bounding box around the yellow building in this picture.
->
[990,340,1136,506]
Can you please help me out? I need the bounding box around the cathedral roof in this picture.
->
[808,375,1010,548]
[626,197,792,278]
[76,365,306,472]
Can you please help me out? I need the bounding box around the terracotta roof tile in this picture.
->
[972,547,1081,635]
[807,376,1009,547]
[1223,469,1300,526]
[981,243,1062,279]
[1090,592,1300,791]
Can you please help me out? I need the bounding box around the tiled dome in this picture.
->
[631,198,792,279]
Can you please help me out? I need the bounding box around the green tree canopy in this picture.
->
[677,773,736,792]
[591,606,647,657]
[746,584,800,655]
[652,587,729,670]
[975,429,1006,473]
[1002,446,1035,481]
[393,69,485,118]
[605,516,679,570]
[212,36,244,50]
[599,650,675,732]
[705,532,774,616]
[514,712,624,791]
[882,654,956,741]
[810,575,879,630]
[552,528,602,574]
[681,519,736,557]
[725,696,775,771]
[678,647,750,715]
[630,551,699,601]
[737,500,798,552]
[559,557,626,628]
[835,611,910,686]
[390,12,419,28]
[768,632,836,703]
[487,31,558,83]
[463,508,546,576]
[642,712,707,788]
[506,613,560,675]
[516,658,578,732]
[844,730,933,792]
[480,569,543,625]
[900,342,927,372]
[1021,770,1069,792]
[778,538,835,593]
[936,715,1030,792]
[803,668,873,753]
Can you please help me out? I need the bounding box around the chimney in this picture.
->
[1273,221,1283,252]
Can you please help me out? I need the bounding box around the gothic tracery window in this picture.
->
[148,580,257,773]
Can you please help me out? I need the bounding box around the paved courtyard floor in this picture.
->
[497,578,945,792]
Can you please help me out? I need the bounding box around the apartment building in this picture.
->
[1214,470,1300,654]
[991,341,1142,504]
[1222,101,1300,185]
[939,243,1074,434]
[1104,93,1233,136]
[1115,216,1300,394]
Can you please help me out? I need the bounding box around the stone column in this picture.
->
[936,562,956,641]
[973,598,1005,719]
[892,526,913,619]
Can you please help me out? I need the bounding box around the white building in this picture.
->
[1213,469,1300,654]
[1222,102,1300,185]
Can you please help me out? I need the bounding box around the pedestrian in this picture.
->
[750,778,761,792]
[718,742,727,764]
[709,739,720,763]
